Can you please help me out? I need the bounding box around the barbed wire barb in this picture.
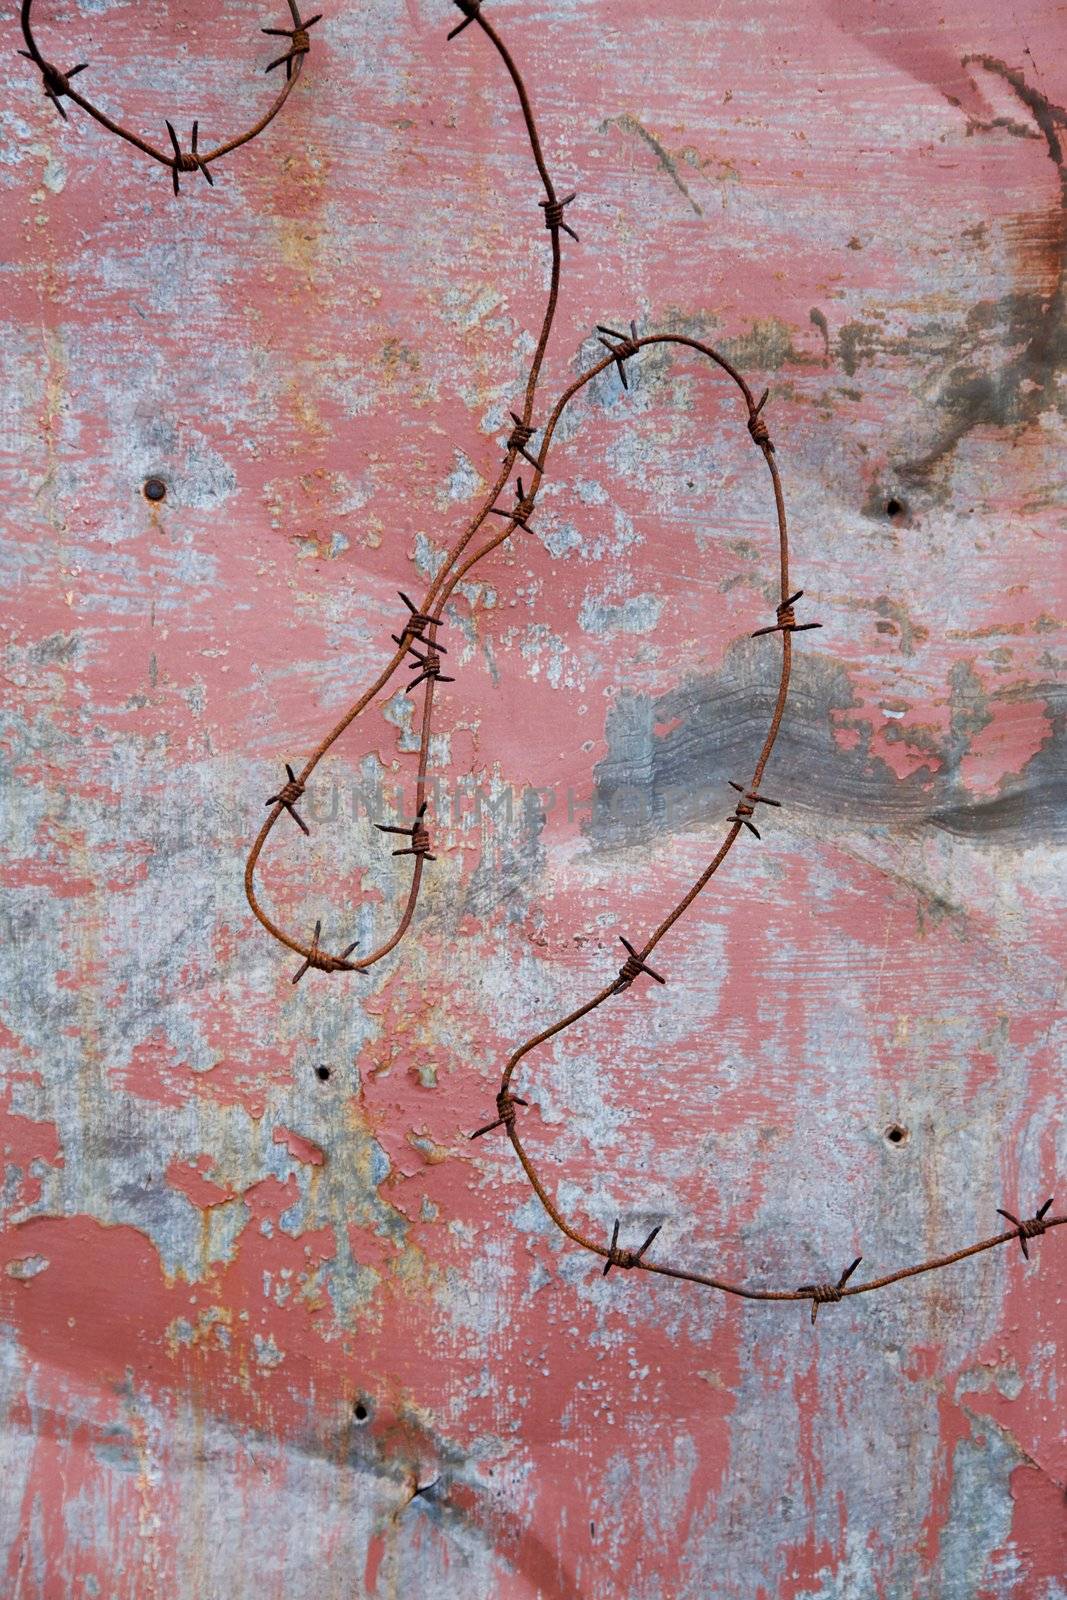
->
[996,1197,1054,1259]
[751,589,823,638]
[798,1257,863,1325]
[613,936,666,995]
[727,781,781,839]
[747,386,774,450]
[375,801,437,861]
[447,0,483,41]
[290,919,360,984]
[506,412,540,468]
[540,191,579,241]
[262,9,322,78]
[16,48,86,119]
[265,763,309,835]
[469,1091,528,1141]
[489,477,538,532]
[166,120,214,194]
[603,1219,662,1277]
[597,321,641,389]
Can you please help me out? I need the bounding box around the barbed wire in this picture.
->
[17,0,318,191]
[233,0,1064,1321]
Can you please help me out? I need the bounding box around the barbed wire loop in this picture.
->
[18,0,316,189]
[232,3,1065,1321]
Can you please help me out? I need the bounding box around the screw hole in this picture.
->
[885,1123,908,1145]
[353,1400,369,1422]
[143,477,167,502]
[885,497,904,519]
[315,1065,331,1082]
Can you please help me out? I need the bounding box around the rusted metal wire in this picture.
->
[798,1258,863,1325]
[727,780,780,839]
[244,0,571,973]
[376,802,436,863]
[996,1197,1054,1259]
[18,0,317,189]
[612,936,666,995]
[264,763,309,835]
[597,321,641,389]
[603,1219,662,1277]
[290,918,359,984]
[236,0,1062,1320]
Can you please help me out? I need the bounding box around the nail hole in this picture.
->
[885,497,904,519]
[143,477,167,502]
[885,1123,908,1145]
[315,1065,331,1082]
[353,1400,369,1422]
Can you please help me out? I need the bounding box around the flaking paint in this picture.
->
[1,0,1065,1596]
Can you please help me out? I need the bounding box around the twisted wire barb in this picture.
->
[231,1,1062,1319]
[18,0,318,188]
[290,917,359,983]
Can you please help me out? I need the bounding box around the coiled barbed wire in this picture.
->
[17,0,318,190]
[203,0,1060,1320]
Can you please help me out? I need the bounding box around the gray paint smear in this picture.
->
[586,641,1066,850]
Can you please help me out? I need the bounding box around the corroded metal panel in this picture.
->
[1,1,1064,1596]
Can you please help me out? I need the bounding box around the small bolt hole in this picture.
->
[353,1400,369,1422]
[315,1065,331,1082]
[143,477,167,502]
[885,497,904,519]
[885,1123,908,1145]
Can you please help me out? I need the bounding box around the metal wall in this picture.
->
[2,1,1064,1595]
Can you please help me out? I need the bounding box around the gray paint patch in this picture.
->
[586,640,1067,849]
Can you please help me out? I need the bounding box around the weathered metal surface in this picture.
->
[1,0,1064,1595]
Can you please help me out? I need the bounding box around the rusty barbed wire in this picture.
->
[727,780,781,839]
[18,0,317,189]
[265,762,309,835]
[244,0,573,971]
[231,0,1062,1321]
[290,917,358,985]
[375,801,436,863]
[462,325,1065,1315]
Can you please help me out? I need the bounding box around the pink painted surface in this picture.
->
[1,1,1065,1595]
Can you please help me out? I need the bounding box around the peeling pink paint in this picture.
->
[1,0,1064,1595]
[272,1126,326,1167]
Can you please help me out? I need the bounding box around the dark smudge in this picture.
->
[586,641,1067,850]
